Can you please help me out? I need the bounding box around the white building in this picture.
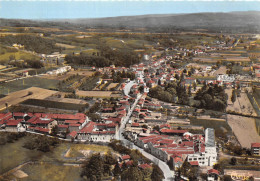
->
[217,74,235,84]
[187,128,217,166]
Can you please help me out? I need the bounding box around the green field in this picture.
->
[190,117,232,138]
[0,134,115,180]
[20,163,82,181]
[0,77,59,94]
[0,45,41,64]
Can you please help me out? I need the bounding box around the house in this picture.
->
[251,143,260,156]
[169,154,186,170]
[187,128,217,166]
[138,163,152,170]
[207,169,220,181]
[27,117,58,131]
[4,119,23,132]
[120,155,130,162]
[77,121,117,142]
[217,74,235,85]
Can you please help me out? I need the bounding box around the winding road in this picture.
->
[119,78,174,180]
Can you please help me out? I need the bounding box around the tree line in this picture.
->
[80,140,164,181]
[149,79,228,112]
[65,46,140,68]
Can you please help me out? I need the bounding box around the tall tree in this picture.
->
[121,167,144,181]
[231,90,237,104]
[192,81,197,91]
[113,162,121,177]
[151,164,164,181]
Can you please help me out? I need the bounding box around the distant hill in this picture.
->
[1,11,260,33]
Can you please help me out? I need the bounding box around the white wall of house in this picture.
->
[77,133,115,142]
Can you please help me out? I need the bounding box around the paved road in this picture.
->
[123,81,135,96]
[122,139,174,181]
[117,94,141,140]
[120,79,174,180]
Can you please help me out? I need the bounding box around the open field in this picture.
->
[190,117,231,135]
[0,136,43,175]
[44,97,88,105]
[0,77,59,94]
[0,134,117,180]
[67,144,115,158]
[0,87,57,111]
[19,163,81,181]
[67,70,94,77]
[0,50,40,63]
[21,98,87,111]
[226,89,256,116]
[227,115,260,149]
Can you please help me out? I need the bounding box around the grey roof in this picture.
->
[205,128,215,147]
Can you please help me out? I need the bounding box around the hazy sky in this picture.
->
[0,1,260,19]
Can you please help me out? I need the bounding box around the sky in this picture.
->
[0,1,260,19]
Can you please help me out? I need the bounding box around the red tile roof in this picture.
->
[160,124,171,128]
[6,119,22,126]
[58,125,69,128]
[30,126,49,133]
[251,143,260,148]
[131,123,140,127]
[174,157,183,163]
[65,120,79,124]
[189,161,199,166]
[181,141,194,147]
[13,112,25,117]
[69,123,81,127]
[138,164,152,169]
[208,169,220,175]
[126,160,133,166]
[69,131,78,138]
[121,155,130,160]
[80,121,96,133]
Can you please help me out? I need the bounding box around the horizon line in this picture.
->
[1,10,259,21]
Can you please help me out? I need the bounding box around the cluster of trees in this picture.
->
[23,135,59,152]
[0,35,62,54]
[176,161,199,181]
[0,132,26,145]
[65,54,110,67]
[81,152,117,180]
[80,151,163,181]
[107,70,135,83]
[193,84,228,112]
[87,102,101,121]
[149,82,189,104]
[65,46,140,67]
[9,59,44,69]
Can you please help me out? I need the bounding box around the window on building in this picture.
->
[194,158,197,160]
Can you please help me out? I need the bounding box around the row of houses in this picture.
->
[130,128,217,170]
